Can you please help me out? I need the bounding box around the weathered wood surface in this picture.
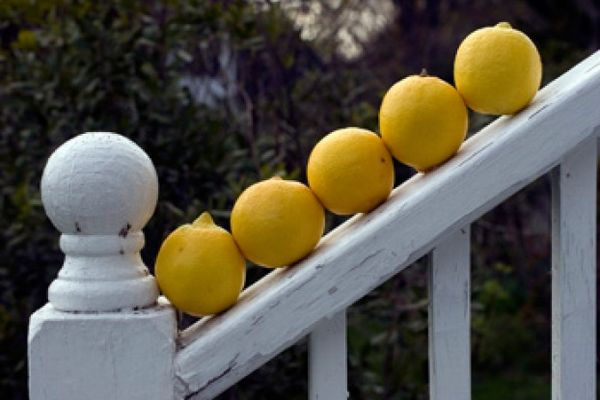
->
[551,138,597,400]
[40,132,160,312]
[428,227,471,400]
[29,303,176,400]
[175,50,600,399]
[29,132,178,400]
[308,310,348,400]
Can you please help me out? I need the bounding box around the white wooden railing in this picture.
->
[28,50,600,400]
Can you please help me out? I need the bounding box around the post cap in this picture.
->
[41,132,160,312]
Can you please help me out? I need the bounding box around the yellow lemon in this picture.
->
[307,127,394,215]
[155,212,245,316]
[231,177,325,268]
[454,22,542,115]
[379,73,468,171]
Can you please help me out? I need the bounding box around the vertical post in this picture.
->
[428,226,471,400]
[551,137,597,400]
[309,310,348,400]
[28,133,177,400]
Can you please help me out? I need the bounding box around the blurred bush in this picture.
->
[0,1,596,399]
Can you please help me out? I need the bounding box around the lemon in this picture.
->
[379,73,468,171]
[307,127,394,215]
[231,177,325,268]
[454,22,542,115]
[155,212,245,316]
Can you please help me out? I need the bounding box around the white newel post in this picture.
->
[28,132,177,400]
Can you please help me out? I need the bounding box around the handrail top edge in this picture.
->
[179,49,600,347]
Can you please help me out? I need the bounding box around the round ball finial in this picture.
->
[41,132,160,312]
[41,132,158,235]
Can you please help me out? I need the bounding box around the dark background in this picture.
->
[0,1,598,399]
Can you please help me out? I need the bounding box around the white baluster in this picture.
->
[28,132,176,400]
[428,227,471,400]
[309,310,348,400]
[551,137,597,400]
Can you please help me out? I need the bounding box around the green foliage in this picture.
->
[473,375,550,400]
[0,1,596,399]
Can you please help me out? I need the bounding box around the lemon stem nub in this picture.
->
[419,68,428,77]
[193,212,215,227]
[496,22,512,29]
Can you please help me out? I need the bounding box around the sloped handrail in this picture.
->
[174,50,600,399]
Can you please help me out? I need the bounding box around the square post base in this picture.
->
[28,303,177,400]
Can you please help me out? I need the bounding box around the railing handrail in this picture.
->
[174,50,600,399]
